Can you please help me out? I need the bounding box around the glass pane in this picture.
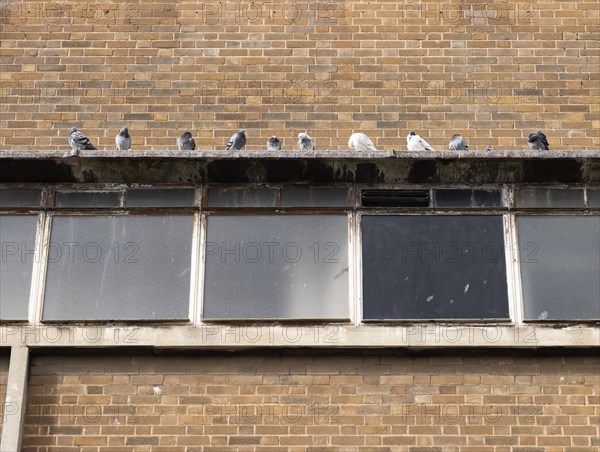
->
[280,189,349,207]
[42,215,193,321]
[55,192,121,208]
[515,189,584,208]
[0,189,42,208]
[207,189,277,208]
[362,215,509,320]
[126,189,195,207]
[588,190,600,208]
[518,216,600,320]
[0,215,37,320]
[362,190,429,208]
[203,215,349,319]
[434,189,503,208]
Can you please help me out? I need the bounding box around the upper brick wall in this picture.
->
[1,0,599,151]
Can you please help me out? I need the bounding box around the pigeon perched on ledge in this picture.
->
[298,132,315,151]
[448,134,468,151]
[267,136,281,151]
[348,132,377,151]
[406,131,434,151]
[528,131,549,150]
[177,131,195,150]
[68,127,96,151]
[115,127,131,151]
[226,129,246,150]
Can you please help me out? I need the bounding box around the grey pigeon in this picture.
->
[298,132,315,151]
[68,127,96,151]
[448,134,468,151]
[528,131,549,150]
[486,145,494,151]
[406,131,434,151]
[348,132,377,151]
[267,136,281,151]
[177,131,195,150]
[226,129,246,150]
[115,126,131,151]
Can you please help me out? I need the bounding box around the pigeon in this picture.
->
[348,132,377,151]
[115,126,131,151]
[267,136,281,151]
[448,134,468,151]
[298,132,315,151]
[486,145,494,151]
[226,129,246,150]
[406,131,434,151]
[68,127,96,151]
[177,131,195,150]
[528,131,549,150]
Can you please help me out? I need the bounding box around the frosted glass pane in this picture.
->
[362,215,509,320]
[518,216,600,320]
[126,189,195,207]
[0,189,42,207]
[55,192,121,208]
[0,215,37,320]
[280,189,349,207]
[588,190,600,208]
[203,215,349,319]
[207,189,276,207]
[434,189,503,208]
[43,215,193,321]
[515,189,584,208]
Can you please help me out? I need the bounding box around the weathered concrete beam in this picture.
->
[0,346,29,452]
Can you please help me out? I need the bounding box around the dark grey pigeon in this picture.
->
[297,132,315,151]
[528,131,549,150]
[267,136,281,151]
[68,127,96,151]
[115,126,131,151]
[177,131,195,150]
[226,129,246,150]
[448,134,468,151]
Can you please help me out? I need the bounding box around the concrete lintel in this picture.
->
[1,346,29,452]
[0,324,598,349]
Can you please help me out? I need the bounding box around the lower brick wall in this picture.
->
[21,351,599,451]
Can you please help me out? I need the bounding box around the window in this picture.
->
[517,215,600,320]
[361,215,510,320]
[0,215,38,320]
[202,215,350,320]
[515,188,584,208]
[42,215,193,321]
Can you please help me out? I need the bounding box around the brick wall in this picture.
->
[21,351,600,451]
[1,0,599,151]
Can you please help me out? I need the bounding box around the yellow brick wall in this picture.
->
[1,0,599,151]
[21,352,600,450]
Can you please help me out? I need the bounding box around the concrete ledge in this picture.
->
[0,324,598,349]
[0,149,599,160]
[0,346,29,452]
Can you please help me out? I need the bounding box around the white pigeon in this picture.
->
[267,136,281,151]
[297,132,315,151]
[406,131,434,151]
[348,132,377,151]
[68,127,96,151]
[115,127,131,151]
[448,134,468,151]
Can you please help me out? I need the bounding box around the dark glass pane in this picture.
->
[434,189,503,208]
[203,215,349,319]
[42,215,193,321]
[362,190,429,208]
[207,189,277,208]
[126,189,195,207]
[0,215,37,320]
[515,189,584,208]
[588,190,600,208]
[280,189,349,207]
[518,216,600,320]
[0,189,42,208]
[55,192,121,208]
[362,215,509,320]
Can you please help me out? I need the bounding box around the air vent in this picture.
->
[361,190,429,208]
